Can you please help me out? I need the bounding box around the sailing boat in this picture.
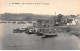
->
[40,20,58,38]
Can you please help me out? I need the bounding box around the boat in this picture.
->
[41,33,57,38]
[24,27,35,34]
[36,19,58,38]
[13,28,26,33]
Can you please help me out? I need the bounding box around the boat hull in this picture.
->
[41,33,58,38]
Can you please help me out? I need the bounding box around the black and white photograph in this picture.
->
[0,0,80,50]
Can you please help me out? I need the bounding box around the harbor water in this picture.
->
[0,23,80,50]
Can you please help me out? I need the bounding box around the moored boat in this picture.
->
[42,33,57,38]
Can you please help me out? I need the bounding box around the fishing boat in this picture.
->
[36,19,58,38]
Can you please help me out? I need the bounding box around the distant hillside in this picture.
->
[0,13,54,21]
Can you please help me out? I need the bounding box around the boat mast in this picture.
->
[53,11,56,33]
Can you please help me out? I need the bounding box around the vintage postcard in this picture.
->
[0,0,80,50]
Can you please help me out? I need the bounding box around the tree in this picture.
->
[70,15,77,17]
[57,14,63,25]
[25,16,32,21]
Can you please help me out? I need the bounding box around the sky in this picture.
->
[0,0,80,15]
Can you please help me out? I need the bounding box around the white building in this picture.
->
[67,18,78,25]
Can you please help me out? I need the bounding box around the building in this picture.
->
[67,18,76,25]
[62,16,79,26]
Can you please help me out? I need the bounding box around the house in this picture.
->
[63,16,79,26]
[67,18,76,25]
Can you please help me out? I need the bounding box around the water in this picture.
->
[0,23,80,50]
